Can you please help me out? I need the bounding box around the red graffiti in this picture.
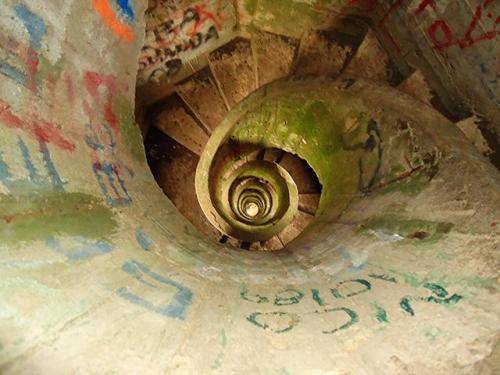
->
[83,71,119,131]
[149,2,224,50]
[458,0,498,48]
[428,20,454,52]
[0,100,75,152]
[414,0,436,16]
[192,3,223,33]
[25,47,39,92]
[418,0,499,52]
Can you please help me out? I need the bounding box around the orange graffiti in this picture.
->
[93,0,134,43]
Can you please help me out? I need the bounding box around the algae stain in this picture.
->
[211,329,227,370]
[244,0,258,15]
[360,215,454,246]
[0,192,116,243]
[423,326,442,342]
[114,94,146,162]
[252,0,321,38]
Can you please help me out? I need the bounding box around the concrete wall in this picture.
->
[137,0,500,138]
[370,0,500,135]
[0,1,499,374]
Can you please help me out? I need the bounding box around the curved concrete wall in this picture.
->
[0,1,499,374]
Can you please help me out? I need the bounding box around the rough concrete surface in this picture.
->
[0,0,498,374]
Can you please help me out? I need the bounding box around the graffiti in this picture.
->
[340,246,368,271]
[242,274,463,334]
[321,307,359,334]
[400,282,463,316]
[341,119,383,192]
[240,284,270,303]
[117,0,135,20]
[479,61,499,104]
[375,0,498,53]
[93,0,135,42]
[415,0,498,52]
[46,236,113,261]
[0,4,47,91]
[139,1,225,83]
[147,58,183,82]
[247,312,301,334]
[136,228,155,251]
[83,71,133,206]
[372,302,389,323]
[84,123,132,206]
[274,289,305,306]
[0,100,76,152]
[83,72,120,131]
[0,137,64,192]
[117,260,193,319]
[0,100,75,192]
[331,279,372,299]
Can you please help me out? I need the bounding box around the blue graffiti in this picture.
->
[0,62,27,88]
[0,137,65,192]
[479,62,499,105]
[136,228,154,251]
[0,5,47,88]
[117,0,135,21]
[340,247,367,272]
[14,5,47,50]
[117,260,193,320]
[85,124,132,206]
[46,236,113,261]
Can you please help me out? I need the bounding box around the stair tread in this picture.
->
[294,30,353,76]
[154,103,209,156]
[260,236,284,251]
[345,30,402,85]
[176,67,229,133]
[149,132,221,242]
[252,31,299,86]
[298,193,320,215]
[278,211,314,246]
[209,38,257,108]
[279,153,322,194]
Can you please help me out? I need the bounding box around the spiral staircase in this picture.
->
[141,21,473,251]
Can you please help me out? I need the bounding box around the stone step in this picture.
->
[278,153,322,194]
[278,211,314,246]
[298,193,320,215]
[176,66,229,133]
[251,30,299,87]
[294,29,354,76]
[153,94,209,156]
[260,236,284,251]
[344,30,403,85]
[208,37,257,108]
[145,127,221,242]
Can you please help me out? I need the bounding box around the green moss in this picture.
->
[231,95,372,216]
[244,0,258,15]
[252,0,321,38]
[114,95,146,162]
[0,192,117,243]
[378,173,430,196]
